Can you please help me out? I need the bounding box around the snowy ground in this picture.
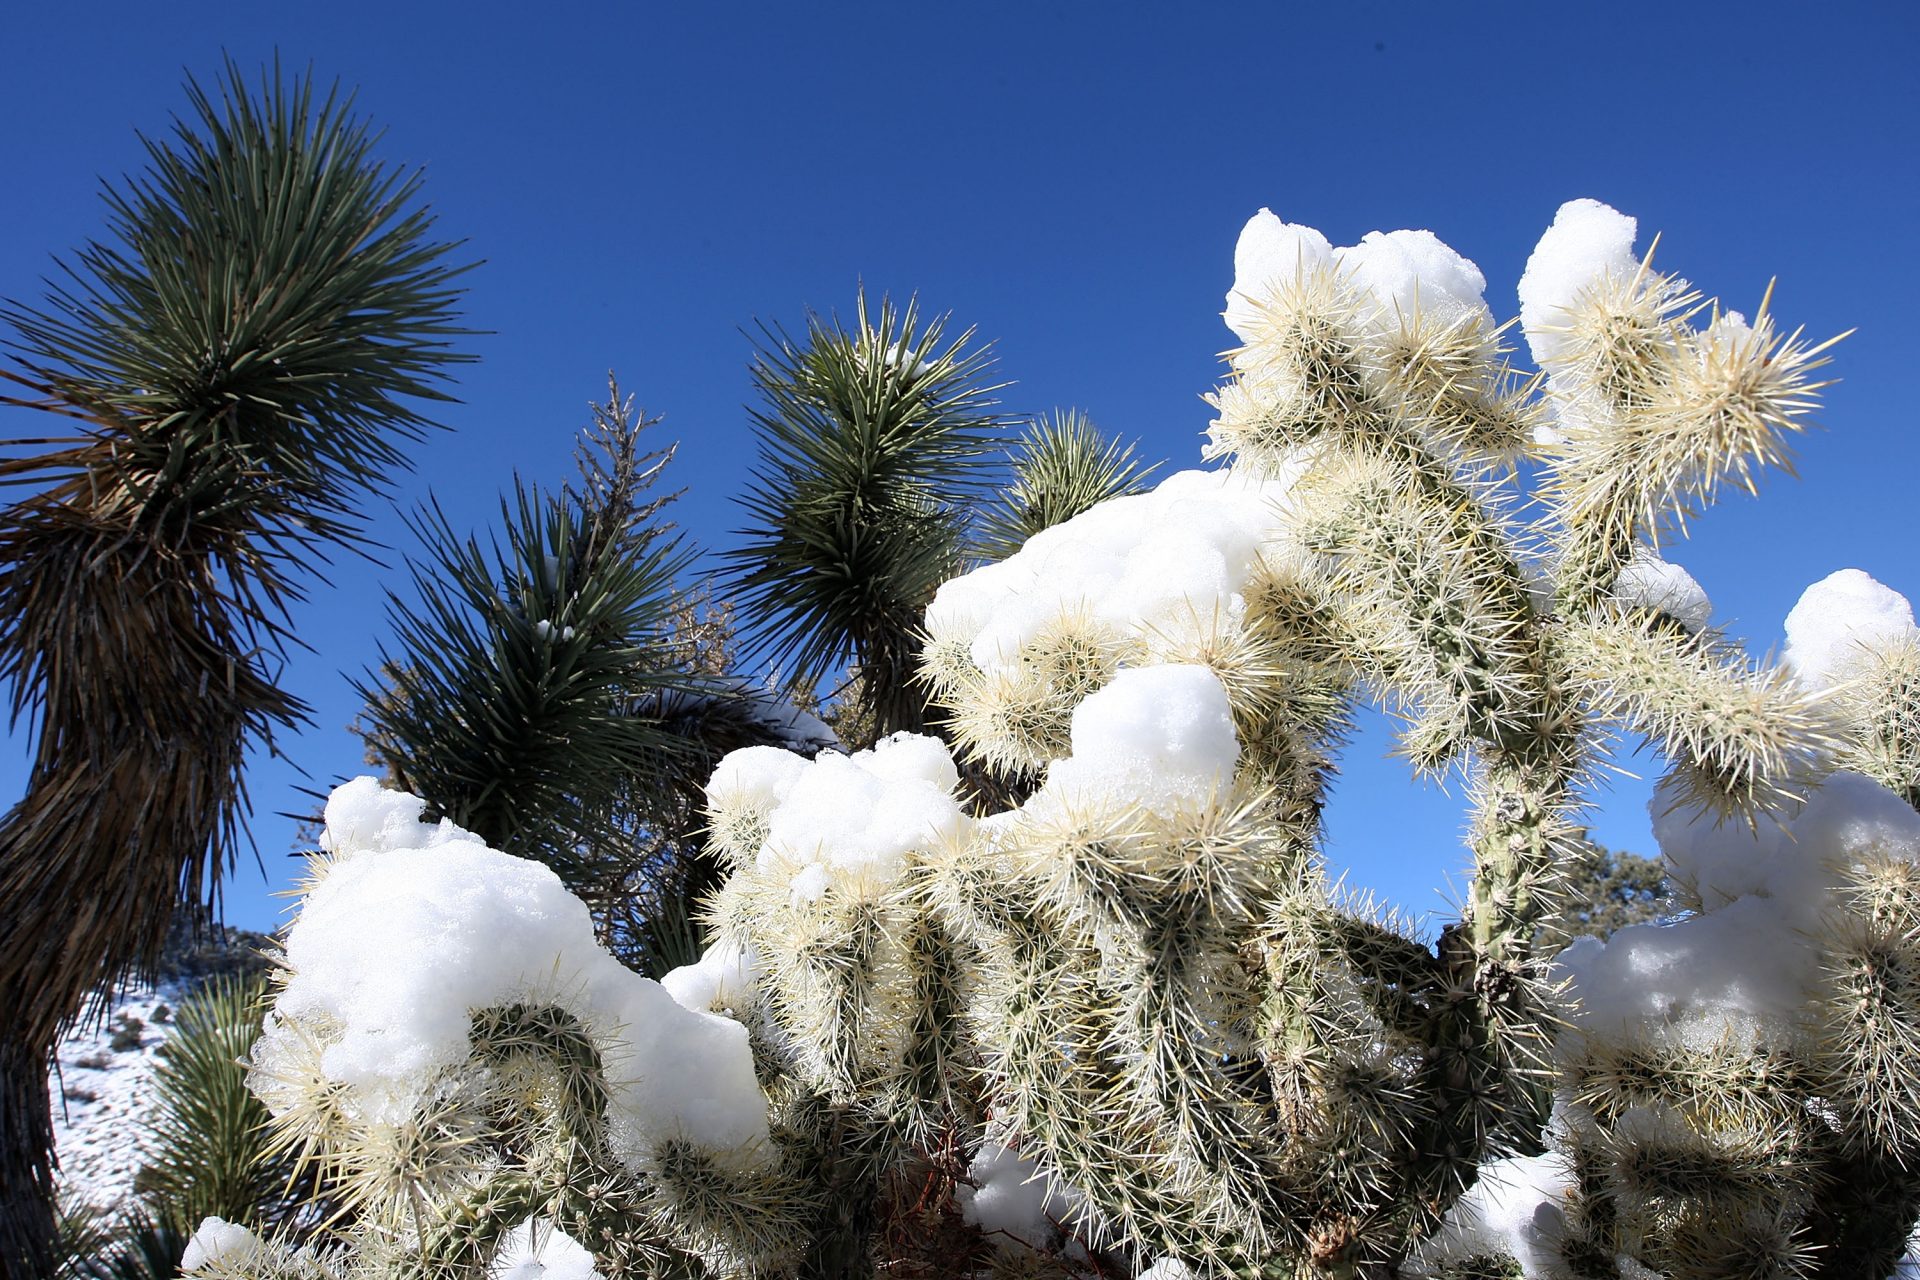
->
[48,982,179,1219]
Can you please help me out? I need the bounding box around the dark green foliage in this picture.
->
[1538,839,1672,951]
[54,1203,183,1280]
[356,382,694,886]
[975,409,1158,563]
[138,973,292,1233]
[355,383,818,979]
[724,293,1014,740]
[0,61,473,563]
[54,974,295,1280]
[0,59,471,1275]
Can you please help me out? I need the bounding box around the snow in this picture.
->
[48,983,179,1219]
[1516,197,1641,372]
[1030,664,1240,822]
[1339,227,1494,340]
[180,1217,263,1273]
[1609,548,1712,632]
[487,1219,603,1280]
[316,774,468,862]
[929,468,1304,679]
[956,1141,1086,1255]
[1223,208,1335,343]
[1225,211,1494,349]
[1557,771,1920,1047]
[853,729,961,790]
[1136,1261,1193,1280]
[856,337,931,379]
[251,778,772,1171]
[661,935,759,1015]
[1783,568,1917,689]
[705,744,813,847]
[1410,1151,1574,1278]
[748,733,971,903]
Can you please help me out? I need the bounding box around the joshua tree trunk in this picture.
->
[0,1040,56,1276]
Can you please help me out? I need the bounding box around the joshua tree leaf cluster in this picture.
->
[721,294,1014,739]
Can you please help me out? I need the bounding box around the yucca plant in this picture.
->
[356,381,834,977]
[137,973,294,1235]
[0,60,471,1274]
[975,409,1158,564]
[54,1204,183,1280]
[722,292,1014,743]
[355,381,694,883]
[57,974,296,1280]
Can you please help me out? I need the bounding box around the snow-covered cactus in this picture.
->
[1525,583,1920,1280]
[197,201,1920,1280]
[219,780,806,1279]
[907,198,1854,1276]
[694,734,986,1277]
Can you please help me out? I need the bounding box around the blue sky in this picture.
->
[3,2,1916,934]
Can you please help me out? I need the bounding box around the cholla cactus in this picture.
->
[913,198,1850,1275]
[215,779,806,1280]
[202,201,1920,1280]
[1518,580,1920,1280]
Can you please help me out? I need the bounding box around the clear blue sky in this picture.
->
[3,2,1916,934]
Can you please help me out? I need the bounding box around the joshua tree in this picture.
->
[721,293,1014,744]
[0,62,470,1273]
[355,381,833,976]
[353,383,691,913]
[974,408,1158,564]
[192,203,1920,1280]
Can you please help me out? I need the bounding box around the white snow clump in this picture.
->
[488,1219,603,1280]
[705,744,812,837]
[181,1217,263,1274]
[1136,1261,1194,1280]
[1223,208,1334,341]
[661,934,760,1015]
[1340,227,1495,338]
[721,732,971,904]
[1783,568,1917,689]
[927,465,1303,681]
[1410,1151,1575,1279]
[315,774,469,861]
[1513,197,1648,442]
[956,1141,1087,1255]
[1516,197,1640,372]
[1609,549,1712,632]
[250,778,770,1171]
[1557,771,1920,1048]
[1029,664,1240,821]
[1223,210,1494,346]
